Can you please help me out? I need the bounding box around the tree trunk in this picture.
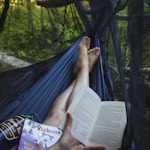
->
[128,0,150,149]
[0,0,9,33]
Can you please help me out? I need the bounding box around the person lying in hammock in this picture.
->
[43,36,105,150]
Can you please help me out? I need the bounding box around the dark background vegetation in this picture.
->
[0,0,149,103]
[0,0,150,102]
[0,0,149,77]
[0,0,150,149]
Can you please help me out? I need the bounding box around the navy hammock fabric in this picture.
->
[0,33,114,123]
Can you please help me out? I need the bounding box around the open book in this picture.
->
[59,85,127,150]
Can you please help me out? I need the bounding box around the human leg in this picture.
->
[43,37,100,127]
[43,36,91,126]
[43,80,76,126]
[67,46,101,107]
[66,37,91,107]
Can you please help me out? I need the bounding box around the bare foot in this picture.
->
[74,47,100,74]
[88,47,100,73]
[78,36,91,52]
[74,37,90,74]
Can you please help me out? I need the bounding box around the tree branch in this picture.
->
[115,13,150,21]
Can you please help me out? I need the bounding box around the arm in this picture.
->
[49,113,105,150]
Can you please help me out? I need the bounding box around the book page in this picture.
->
[86,101,127,150]
[59,85,101,144]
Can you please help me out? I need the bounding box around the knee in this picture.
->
[47,109,65,121]
[43,110,65,126]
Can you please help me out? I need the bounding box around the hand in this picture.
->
[49,113,105,150]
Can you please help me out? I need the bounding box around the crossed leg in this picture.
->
[43,36,100,127]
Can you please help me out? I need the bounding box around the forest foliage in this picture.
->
[0,0,84,63]
[0,0,149,73]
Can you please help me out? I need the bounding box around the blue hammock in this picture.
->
[0,33,114,123]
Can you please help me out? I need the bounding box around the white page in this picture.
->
[59,85,101,144]
[86,101,127,150]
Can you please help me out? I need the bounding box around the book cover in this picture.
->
[18,118,62,150]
